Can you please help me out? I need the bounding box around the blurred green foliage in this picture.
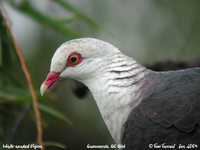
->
[0,0,99,149]
[6,0,102,38]
[14,0,81,38]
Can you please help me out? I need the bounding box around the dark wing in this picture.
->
[122,68,200,150]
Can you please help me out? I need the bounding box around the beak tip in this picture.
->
[40,83,47,96]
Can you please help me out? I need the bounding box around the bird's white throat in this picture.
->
[81,52,147,144]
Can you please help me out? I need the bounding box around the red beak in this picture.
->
[40,71,60,96]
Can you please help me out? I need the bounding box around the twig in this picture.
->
[10,103,32,143]
[0,6,44,150]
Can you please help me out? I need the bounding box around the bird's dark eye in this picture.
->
[70,56,78,63]
[67,52,83,67]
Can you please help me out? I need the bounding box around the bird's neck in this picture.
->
[82,53,148,144]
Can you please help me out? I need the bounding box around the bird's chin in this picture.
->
[40,71,61,96]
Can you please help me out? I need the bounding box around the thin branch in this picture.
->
[0,5,44,150]
[10,103,32,143]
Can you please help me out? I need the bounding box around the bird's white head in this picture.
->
[40,38,120,95]
[40,38,148,143]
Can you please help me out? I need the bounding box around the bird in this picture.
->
[40,38,200,150]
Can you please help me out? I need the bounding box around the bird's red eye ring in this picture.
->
[67,52,83,67]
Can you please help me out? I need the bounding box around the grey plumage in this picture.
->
[122,68,200,150]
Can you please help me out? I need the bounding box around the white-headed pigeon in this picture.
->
[40,38,200,150]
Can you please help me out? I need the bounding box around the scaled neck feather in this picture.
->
[82,52,147,144]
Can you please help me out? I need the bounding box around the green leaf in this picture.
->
[38,103,73,127]
[56,16,77,24]
[0,83,49,104]
[54,0,100,29]
[43,141,66,149]
[13,1,81,38]
[0,85,31,103]
[0,11,15,68]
